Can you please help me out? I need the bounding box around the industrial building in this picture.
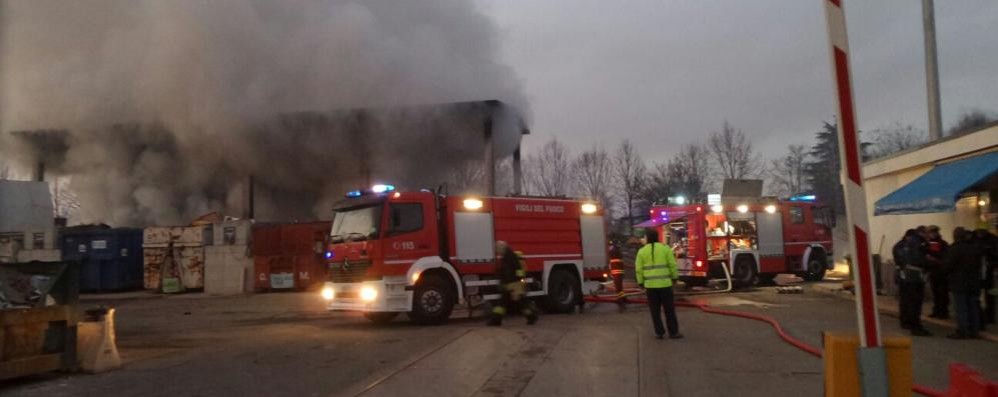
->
[0,180,60,262]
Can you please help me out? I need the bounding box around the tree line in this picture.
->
[490,110,996,232]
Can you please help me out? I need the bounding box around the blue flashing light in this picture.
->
[371,184,395,194]
[324,251,334,259]
[789,194,817,202]
[346,190,363,198]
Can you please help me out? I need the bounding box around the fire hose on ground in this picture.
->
[582,294,946,397]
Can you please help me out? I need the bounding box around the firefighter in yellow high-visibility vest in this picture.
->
[636,229,682,339]
[487,241,539,326]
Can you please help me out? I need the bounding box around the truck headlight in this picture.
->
[321,284,335,301]
[360,286,378,302]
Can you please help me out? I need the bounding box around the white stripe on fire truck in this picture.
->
[448,254,582,261]
[784,241,833,246]
[520,254,582,259]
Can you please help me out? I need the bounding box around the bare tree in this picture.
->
[867,122,925,159]
[948,109,997,136]
[525,137,571,197]
[708,121,761,180]
[666,143,712,199]
[613,140,647,221]
[768,145,808,198]
[447,158,514,195]
[51,177,81,219]
[640,162,672,205]
[573,145,612,205]
[447,159,485,194]
[494,158,514,196]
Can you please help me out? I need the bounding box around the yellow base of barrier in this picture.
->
[824,332,912,396]
[77,308,121,374]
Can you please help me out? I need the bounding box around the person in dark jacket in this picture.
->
[608,242,628,312]
[945,227,983,339]
[926,225,951,319]
[895,229,931,336]
[973,229,998,327]
[487,240,538,326]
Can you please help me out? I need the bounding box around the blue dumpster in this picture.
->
[60,226,143,292]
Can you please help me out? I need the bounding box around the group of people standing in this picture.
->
[893,225,998,339]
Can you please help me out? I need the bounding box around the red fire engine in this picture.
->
[319,185,608,324]
[642,195,834,288]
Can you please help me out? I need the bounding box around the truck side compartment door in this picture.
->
[756,209,785,273]
[782,204,809,269]
[579,215,606,274]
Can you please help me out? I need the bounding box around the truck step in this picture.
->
[464,278,535,287]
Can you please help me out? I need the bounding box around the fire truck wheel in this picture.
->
[409,275,454,325]
[732,256,757,289]
[364,312,398,324]
[543,269,580,314]
[802,256,827,282]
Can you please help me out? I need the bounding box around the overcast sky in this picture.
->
[476,0,998,164]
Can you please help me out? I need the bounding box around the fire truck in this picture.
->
[319,184,608,324]
[642,195,834,288]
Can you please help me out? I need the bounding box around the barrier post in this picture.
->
[822,1,889,395]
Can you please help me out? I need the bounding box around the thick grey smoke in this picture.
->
[0,0,527,226]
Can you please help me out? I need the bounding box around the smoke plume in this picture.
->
[0,0,527,226]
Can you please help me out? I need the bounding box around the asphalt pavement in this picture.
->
[2,281,995,397]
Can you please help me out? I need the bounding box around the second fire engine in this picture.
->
[642,194,835,288]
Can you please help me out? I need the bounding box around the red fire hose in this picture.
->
[583,294,946,396]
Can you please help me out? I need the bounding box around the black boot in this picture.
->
[487,314,502,327]
[526,313,538,325]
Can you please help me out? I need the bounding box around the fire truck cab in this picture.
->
[644,195,834,288]
[319,185,608,324]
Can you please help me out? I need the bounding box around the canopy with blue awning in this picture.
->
[874,151,998,215]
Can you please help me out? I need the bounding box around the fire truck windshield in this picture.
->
[330,204,382,243]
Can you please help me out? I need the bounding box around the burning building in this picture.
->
[0,1,529,226]
[7,101,528,226]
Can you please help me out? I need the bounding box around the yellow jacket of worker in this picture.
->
[635,242,678,288]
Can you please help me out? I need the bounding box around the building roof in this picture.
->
[863,122,998,179]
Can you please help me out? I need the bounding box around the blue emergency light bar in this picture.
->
[789,194,817,202]
[345,184,396,198]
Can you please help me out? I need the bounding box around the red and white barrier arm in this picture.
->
[823,0,882,348]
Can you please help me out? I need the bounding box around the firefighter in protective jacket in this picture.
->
[488,241,539,326]
[609,242,626,295]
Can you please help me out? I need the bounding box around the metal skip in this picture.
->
[143,226,207,292]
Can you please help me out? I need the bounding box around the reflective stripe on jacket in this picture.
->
[635,242,678,288]
[515,251,527,278]
[609,258,625,274]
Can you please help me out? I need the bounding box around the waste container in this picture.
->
[143,225,208,292]
[61,226,144,292]
[253,222,330,291]
[0,261,79,380]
